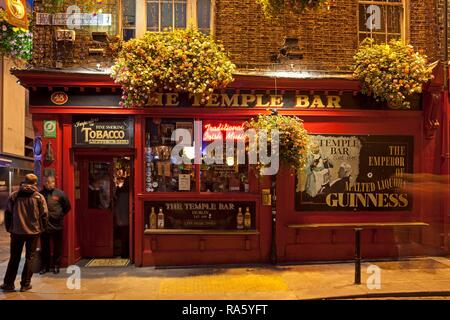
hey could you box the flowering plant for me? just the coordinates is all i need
[245,113,309,173]
[352,38,433,109]
[0,9,32,62]
[257,0,331,17]
[111,28,235,108]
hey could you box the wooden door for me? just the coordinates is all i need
[79,157,114,257]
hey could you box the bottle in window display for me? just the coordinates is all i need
[150,207,157,229]
[236,207,244,230]
[157,208,165,229]
[244,207,251,229]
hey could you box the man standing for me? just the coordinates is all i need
[39,175,71,275]
[0,174,48,292]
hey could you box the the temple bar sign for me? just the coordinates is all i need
[147,92,343,109]
[72,116,134,147]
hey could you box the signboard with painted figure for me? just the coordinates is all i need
[72,116,134,147]
[295,135,414,212]
[3,0,28,30]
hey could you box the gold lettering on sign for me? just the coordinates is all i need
[241,94,256,107]
[270,95,283,107]
[206,94,221,107]
[256,94,270,107]
[166,93,179,107]
[311,95,325,108]
[295,95,310,108]
[221,94,240,107]
[326,95,342,108]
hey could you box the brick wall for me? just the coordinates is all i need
[215,0,446,70]
[31,0,445,71]
[32,0,118,68]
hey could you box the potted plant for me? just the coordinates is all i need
[0,9,32,63]
[245,112,310,175]
[111,28,236,108]
[352,38,434,109]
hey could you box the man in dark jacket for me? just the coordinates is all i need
[0,174,48,292]
[39,175,71,275]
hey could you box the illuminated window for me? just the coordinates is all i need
[200,121,250,193]
[358,0,406,43]
[121,0,213,39]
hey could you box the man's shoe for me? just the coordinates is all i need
[39,268,49,275]
[53,267,60,274]
[0,284,15,292]
[19,285,32,292]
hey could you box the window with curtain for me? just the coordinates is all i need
[358,0,405,43]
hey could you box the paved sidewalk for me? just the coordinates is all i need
[1,227,450,300]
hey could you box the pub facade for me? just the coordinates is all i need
[12,0,450,267]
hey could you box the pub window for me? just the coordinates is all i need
[122,0,137,40]
[358,0,406,43]
[75,0,119,36]
[200,121,250,193]
[145,118,196,192]
[121,0,213,39]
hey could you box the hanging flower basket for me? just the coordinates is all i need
[245,113,310,175]
[352,38,434,109]
[0,9,32,63]
[257,0,331,18]
[111,28,236,108]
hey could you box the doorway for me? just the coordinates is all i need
[77,156,132,259]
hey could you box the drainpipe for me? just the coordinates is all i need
[443,0,449,252]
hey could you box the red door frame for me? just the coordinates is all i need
[74,149,136,261]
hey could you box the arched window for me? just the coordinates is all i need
[358,0,407,43]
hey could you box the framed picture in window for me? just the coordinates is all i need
[160,123,175,145]
[176,121,194,144]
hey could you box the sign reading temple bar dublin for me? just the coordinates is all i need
[144,201,256,230]
[72,116,134,147]
[295,135,414,212]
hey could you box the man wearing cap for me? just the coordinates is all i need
[0,174,48,292]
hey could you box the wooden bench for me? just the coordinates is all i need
[286,222,429,285]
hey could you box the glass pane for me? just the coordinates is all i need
[88,162,111,209]
[175,2,187,28]
[358,2,405,41]
[197,0,211,31]
[147,1,159,31]
[387,5,401,34]
[200,121,249,193]
[145,118,195,192]
[122,0,136,27]
[161,1,173,30]
[123,28,135,41]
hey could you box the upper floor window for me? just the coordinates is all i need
[358,0,406,43]
[122,0,213,40]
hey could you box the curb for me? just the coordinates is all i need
[317,291,450,300]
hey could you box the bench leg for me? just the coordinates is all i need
[354,228,362,285]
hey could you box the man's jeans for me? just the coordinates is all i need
[3,234,39,287]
